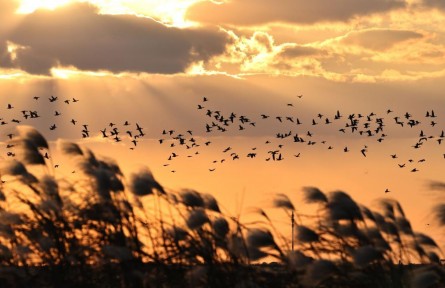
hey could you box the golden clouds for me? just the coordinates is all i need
[192,24,445,83]
[18,0,75,13]
[198,31,322,76]
[0,3,230,75]
[0,0,19,19]
[181,0,445,82]
[186,0,406,25]
[339,29,423,51]
[16,0,201,27]
[1,0,445,82]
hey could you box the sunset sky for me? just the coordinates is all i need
[1,0,444,245]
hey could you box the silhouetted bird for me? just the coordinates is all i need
[136,123,145,136]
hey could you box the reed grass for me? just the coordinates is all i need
[0,126,442,287]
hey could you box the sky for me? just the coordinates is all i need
[0,0,445,245]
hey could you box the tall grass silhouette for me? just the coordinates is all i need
[0,126,443,287]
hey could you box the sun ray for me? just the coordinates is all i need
[16,0,201,27]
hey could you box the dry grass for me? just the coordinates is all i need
[0,126,443,287]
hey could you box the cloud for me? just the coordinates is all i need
[1,3,230,75]
[278,45,324,59]
[198,31,329,77]
[0,43,13,68]
[186,0,406,25]
[196,28,445,82]
[0,0,21,70]
[0,0,19,19]
[340,29,424,51]
[0,0,22,35]
[423,0,445,10]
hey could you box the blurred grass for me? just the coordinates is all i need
[0,126,443,287]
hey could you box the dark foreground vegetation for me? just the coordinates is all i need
[0,126,443,287]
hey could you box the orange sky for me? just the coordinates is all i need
[0,0,444,247]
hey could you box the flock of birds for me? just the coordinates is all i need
[0,95,147,173]
[1,94,444,193]
[155,96,444,186]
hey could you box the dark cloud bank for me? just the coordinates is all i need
[0,2,230,75]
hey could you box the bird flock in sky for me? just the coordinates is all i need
[1,94,444,186]
[156,96,444,179]
[1,95,147,170]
